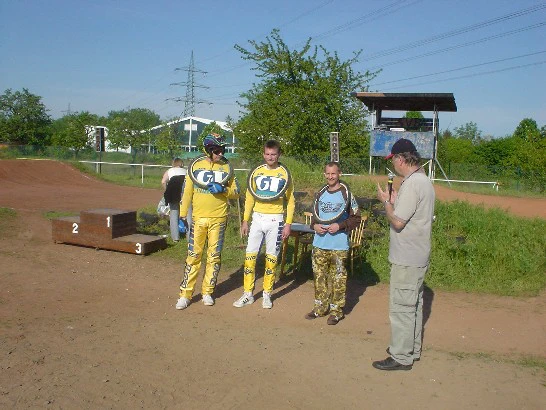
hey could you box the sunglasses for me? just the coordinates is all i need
[212,148,225,155]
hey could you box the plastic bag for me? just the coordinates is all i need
[157,197,170,216]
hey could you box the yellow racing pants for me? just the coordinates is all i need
[179,216,227,299]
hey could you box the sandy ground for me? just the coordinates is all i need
[0,159,545,409]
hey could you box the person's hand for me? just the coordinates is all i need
[314,224,327,235]
[281,224,291,240]
[241,221,249,237]
[207,182,225,194]
[327,223,340,234]
[377,182,389,203]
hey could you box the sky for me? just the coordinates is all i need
[1,0,545,137]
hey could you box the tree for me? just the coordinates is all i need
[437,137,474,164]
[0,88,52,145]
[106,108,160,161]
[154,122,181,157]
[513,118,541,143]
[50,111,99,157]
[404,111,423,119]
[510,118,546,191]
[453,121,482,144]
[233,29,377,160]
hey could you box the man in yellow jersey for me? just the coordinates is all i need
[175,134,239,310]
[233,140,295,309]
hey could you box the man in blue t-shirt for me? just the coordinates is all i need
[304,162,361,325]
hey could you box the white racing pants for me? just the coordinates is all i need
[243,212,284,293]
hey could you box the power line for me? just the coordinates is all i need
[312,0,421,42]
[168,50,211,116]
[362,3,546,61]
[369,50,546,86]
[196,0,337,66]
[366,21,546,71]
[376,60,546,91]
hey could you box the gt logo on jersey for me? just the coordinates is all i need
[193,170,228,185]
[255,176,285,196]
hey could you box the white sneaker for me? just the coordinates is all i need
[176,297,190,310]
[262,291,273,309]
[202,294,215,306]
[233,292,254,308]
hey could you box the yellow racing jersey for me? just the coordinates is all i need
[180,156,239,219]
[243,164,295,224]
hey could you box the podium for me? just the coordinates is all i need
[52,209,167,255]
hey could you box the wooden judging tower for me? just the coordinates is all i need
[52,208,167,255]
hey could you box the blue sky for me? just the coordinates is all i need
[1,0,545,137]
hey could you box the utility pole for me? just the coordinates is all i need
[61,103,72,116]
[169,50,211,117]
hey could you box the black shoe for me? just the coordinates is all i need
[305,311,320,320]
[372,357,412,371]
[327,315,343,325]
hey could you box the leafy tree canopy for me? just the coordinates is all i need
[404,111,424,119]
[154,121,181,158]
[0,88,52,145]
[453,121,482,144]
[106,108,160,160]
[50,111,99,156]
[513,118,541,143]
[233,29,378,160]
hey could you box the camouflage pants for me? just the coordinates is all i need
[310,247,348,318]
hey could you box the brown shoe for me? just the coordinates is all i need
[327,315,343,325]
[305,311,319,320]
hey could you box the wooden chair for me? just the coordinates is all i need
[348,216,368,275]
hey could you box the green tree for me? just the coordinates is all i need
[513,118,541,143]
[510,118,546,191]
[233,29,377,161]
[453,121,482,144]
[0,88,52,145]
[472,137,515,168]
[106,108,160,161]
[437,137,474,164]
[50,111,99,157]
[404,111,423,118]
[154,122,181,157]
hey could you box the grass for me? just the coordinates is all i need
[448,350,546,371]
[0,208,17,235]
[364,200,546,296]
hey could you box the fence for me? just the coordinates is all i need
[2,145,543,194]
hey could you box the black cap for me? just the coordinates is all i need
[385,138,417,159]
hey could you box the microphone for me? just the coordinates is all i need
[388,172,395,202]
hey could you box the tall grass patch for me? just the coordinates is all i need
[364,200,546,296]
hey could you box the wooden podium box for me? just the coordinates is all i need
[52,208,167,255]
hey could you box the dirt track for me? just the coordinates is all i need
[0,159,545,409]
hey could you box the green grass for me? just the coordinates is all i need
[448,350,546,371]
[0,207,17,229]
[364,200,546,296]
[43,210,78,219]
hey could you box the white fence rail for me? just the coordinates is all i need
[79,160,251,184]
[431,178,499,191]
[79,161,171,184]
